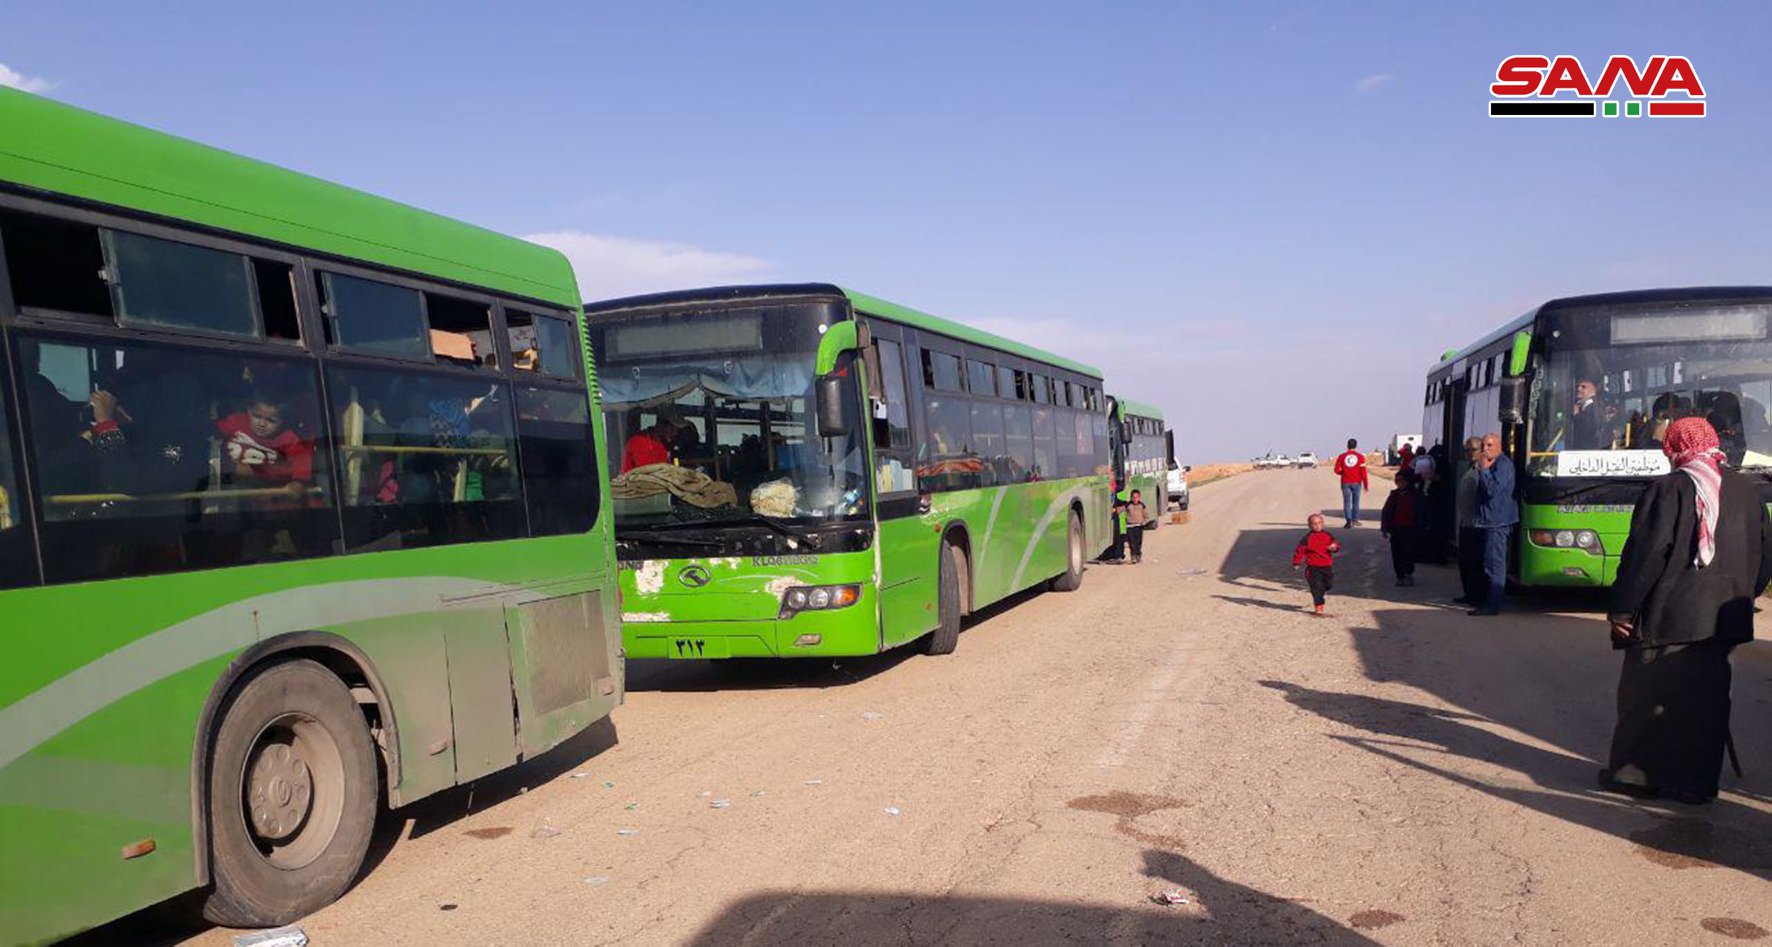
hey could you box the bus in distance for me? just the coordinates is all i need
[1110,397,1172,528]
[1422,287,1772,588]
[0,88,622,942]
[586,284,1114,659]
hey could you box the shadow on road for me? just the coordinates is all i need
[683,850,1384,944]
[1262,600,1772,879]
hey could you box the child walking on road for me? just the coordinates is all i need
[1124,489,1149,563]
[1380,469,1423,586]
[1292,513,1341,616]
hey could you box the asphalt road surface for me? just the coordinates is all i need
[99,468,1772,946]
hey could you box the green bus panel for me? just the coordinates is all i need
[1516,504,1631,587]
[0,535,620,944]
[618,477,1111,658]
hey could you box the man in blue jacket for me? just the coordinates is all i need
[1471,432,1518,616]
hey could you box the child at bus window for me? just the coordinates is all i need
[216,390,313,498]
[1292,513,1340,616]
[1380,469,1423,587]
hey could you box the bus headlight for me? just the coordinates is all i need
[780,584,861,618]
[1529,529,1604,556]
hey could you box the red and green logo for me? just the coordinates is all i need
[1490,55,1705,118]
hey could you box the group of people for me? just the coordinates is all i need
[1564,376,1761,462]
[1301,418,1769,806]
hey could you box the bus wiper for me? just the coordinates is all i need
[615,530,724,548]
[723,512,822,547]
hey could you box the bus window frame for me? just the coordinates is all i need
[0,192,312,352]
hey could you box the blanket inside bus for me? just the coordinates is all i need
[610,463,738,509]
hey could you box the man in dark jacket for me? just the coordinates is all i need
[1601,417,1772,803]
[1469,432,1517,616]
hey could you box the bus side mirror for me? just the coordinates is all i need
[1499,376,1527,424]
[816,374,849,437]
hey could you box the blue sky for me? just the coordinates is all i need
[4,1,1768,460]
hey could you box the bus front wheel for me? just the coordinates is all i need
[1050,510,1085,592]
[922,543,964,655]
[201,659,379,928]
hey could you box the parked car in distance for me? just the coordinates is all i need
[1274,454,1293,467]
[1167,463,1190,510]
[1295,452,1319,468]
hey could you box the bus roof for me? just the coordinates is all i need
[1433,286,1772,376]
[0,88,579,308]
[583,283,1104,379]
[1113,397,1165,421]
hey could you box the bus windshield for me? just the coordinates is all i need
[590,302,869,529]
[1529,301,1772,476]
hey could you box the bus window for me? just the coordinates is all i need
[509,309,580,379]
[516,385,600,536]
[922,349,962,391]
[970,399,1006,487]
[918,386,976,493]
[321,272,430,359]
[16,335,338,584]
[873,339,914,494]
[1003,402,1034,482]
[0,382,31,588]
[327,364,524,551]
[103,229,257,337]
[0,207,112,317]
[967,359,996,397]
[1032,404,1056,479]
[425,293,495,369]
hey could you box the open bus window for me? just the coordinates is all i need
[320,272,430,359]
[0,208,112,317]
[508,309,580,379]
[1004,402,1035,481]
[103,229,258,336]
[873,339,914,494]
[14,334,338,583]
[425,292,495,369]
[327,364,523,551]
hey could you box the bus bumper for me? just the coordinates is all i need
[624,598,882,658]
[1517,547,1621,587]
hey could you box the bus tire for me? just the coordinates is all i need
[1049,510,1085,592]
[201,659,378,928]
[921,543,963,655]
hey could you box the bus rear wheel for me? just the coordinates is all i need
[921,543,964,655]
[1050,510,1085,592]
[201,659,378,928]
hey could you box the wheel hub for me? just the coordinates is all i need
[248,742,313,841]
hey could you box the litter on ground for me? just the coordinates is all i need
[710,798,732,809]
[584,875,612,886]
[235,926,308,947]
[531,825,561,839]
[862,711,885,720]
[883,807,902,816]
[617,828,639,836]
[1153,890,1192,905]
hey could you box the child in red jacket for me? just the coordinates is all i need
[1380,469,1424,587]
[215,391,314,500]
[1292,513,1341,615]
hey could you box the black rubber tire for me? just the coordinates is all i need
[1148,491,1164,530]
[201,659,379,928]
[1179,495,1190,512]
[1049,510,1085,592]
[921,543,963,655]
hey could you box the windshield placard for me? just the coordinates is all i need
[607,313,763,359]
[1553,450,1670,478]
[1611,307,1769,345]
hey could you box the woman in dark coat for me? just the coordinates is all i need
[1601,417,1772,804]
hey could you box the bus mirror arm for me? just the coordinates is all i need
[1499,376,1528,425]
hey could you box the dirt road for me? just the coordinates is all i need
[111,468,1772,945]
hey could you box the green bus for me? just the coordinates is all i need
[1109,397,1171,529]
[1422,287,1772,587]
[0,89,622,942]
[585,284,1113,659]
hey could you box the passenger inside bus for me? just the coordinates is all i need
[215,389,316,500]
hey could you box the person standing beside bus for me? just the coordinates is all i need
[1453,437,1487,606]
[1333,438,1369,529]
[1469,432,1518,617]
[1601,417,1772,803]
